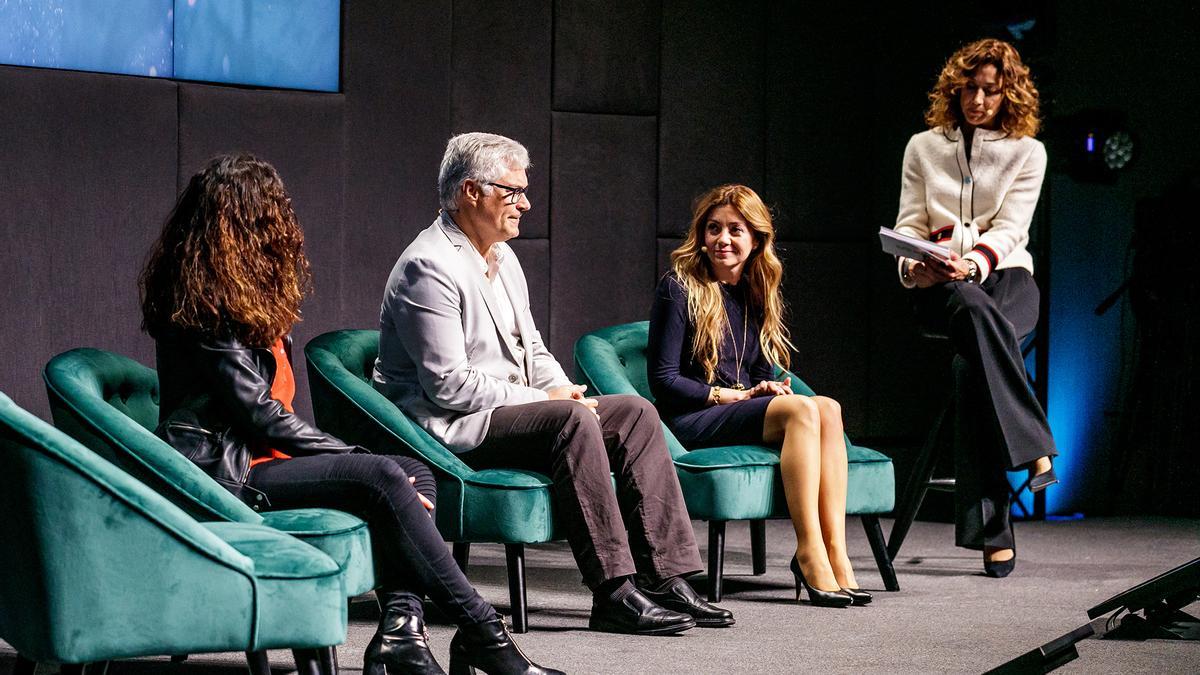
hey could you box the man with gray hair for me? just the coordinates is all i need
[374,132,733,635]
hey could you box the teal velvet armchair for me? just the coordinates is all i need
[42,348,375,599]
[0,392,346,675]
[573,321,899,599]
[304,329,559,633]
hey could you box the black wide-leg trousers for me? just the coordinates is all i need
[912,268,1058,550]
[247,453,495,625]
[460,394,703,590]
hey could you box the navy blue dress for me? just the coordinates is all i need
[648,273,778,448]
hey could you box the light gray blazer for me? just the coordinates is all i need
[372,214,571,452]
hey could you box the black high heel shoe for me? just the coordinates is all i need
[983,549,1016,578]
[789,557,852,608]
[1028,461,1058,493]
[840,587,872,606]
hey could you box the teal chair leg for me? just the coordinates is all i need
[863,515,900,591]
[750,520,767,575]
[707,521,726,602]
[506,544,528,633]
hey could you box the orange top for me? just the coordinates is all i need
[249,338,294,467]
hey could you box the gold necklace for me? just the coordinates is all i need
[722,285,749,390]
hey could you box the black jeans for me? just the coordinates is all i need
[247,453,495,625]
[912,269,1058,550]
[460,395,702,590]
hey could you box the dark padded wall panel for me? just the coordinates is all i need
[342,0,453,330]
[550,112,657,358]
[507,239,552,341]
[178,84,345,418]
[763,7,876,241]
[0,67,177,417]
[553,0,660,114]
[658,0,765,235]
[451,0,552,238]
[779,241,870,435]
[657,237,681,280]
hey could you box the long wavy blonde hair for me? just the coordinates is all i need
[669,184,793,383]
[925,38,1041,138]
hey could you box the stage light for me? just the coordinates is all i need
[1053,109,1134,183]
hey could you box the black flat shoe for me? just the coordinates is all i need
[840,587,873,606]
[790,557,852,608]
[983,552,1016,578]
[642,577,735,627]
[364,612,446,675]
[1029,465,1058,493]
[589,587,697,635]
[448,618,562,675]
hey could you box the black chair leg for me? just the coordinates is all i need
[707,520,726,602]
[505,543,528,634]
[61,664,108,675]
[291,650,320,675]
[750,519,767,575]
[862,515,900,591]
[453,541,471,573]
[245,650,271,675]
[317,647,337,675]
[887,408,946,561]
[14,655,36,675]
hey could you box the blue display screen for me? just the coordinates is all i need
[0,0,339,92]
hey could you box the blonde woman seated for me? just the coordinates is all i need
[647,184,866,608]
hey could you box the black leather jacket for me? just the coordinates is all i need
[155,329,361,506]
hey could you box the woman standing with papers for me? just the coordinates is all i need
[892,38,1058,578]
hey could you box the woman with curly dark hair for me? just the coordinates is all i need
[892,38,1058,578]
[648,184,865,608]
[142,154,560,675]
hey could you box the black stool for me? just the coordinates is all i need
[886,332,1038,561]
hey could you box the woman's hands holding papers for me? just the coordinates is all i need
[908,251,972,287]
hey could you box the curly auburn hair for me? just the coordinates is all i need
[140,154,311,348]
[670,184,794,383]
[925,38,1041,138]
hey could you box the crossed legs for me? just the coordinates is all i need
[763,394,857,592]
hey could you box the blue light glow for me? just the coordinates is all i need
[1086,134,1096,153]
[0,0,173,77]
[174,0,340,92]
[0,0,340,92]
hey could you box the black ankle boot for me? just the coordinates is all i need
[447,618,563,675]
[363,605,445,675]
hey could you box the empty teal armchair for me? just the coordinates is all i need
[43,348,375,598]
[304,329,559,633]
[0,391,346,675]
[573,321,898,599]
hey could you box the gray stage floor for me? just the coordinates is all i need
[3,516,1199,674]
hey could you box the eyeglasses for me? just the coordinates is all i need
[487,182,529,205]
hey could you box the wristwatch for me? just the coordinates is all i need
[965,260,979,284]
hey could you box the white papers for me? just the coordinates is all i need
[878,227,952,262]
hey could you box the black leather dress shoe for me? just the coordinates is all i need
[589,587,696,635]
[642,578,735,627]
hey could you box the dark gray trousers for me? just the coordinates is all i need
[913,269,1058,549]
[460,394,702,589]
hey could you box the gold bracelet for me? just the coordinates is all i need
[711,386,721,405]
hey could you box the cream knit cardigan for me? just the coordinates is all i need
[894,127,1047,287]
